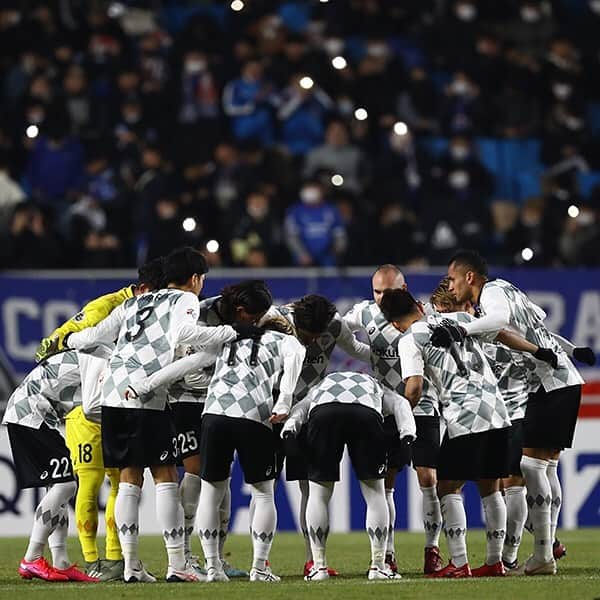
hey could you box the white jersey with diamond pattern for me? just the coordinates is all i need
[344,300,439,417]
[203,330,300,427]
[398,312,510,439]
[101,289,195,410]
[479,279,583,392]
[304,371,385,416]
[2,350,82,430]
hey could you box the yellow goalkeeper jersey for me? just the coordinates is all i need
[48,285,135,343]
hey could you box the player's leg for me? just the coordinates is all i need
[64,407,105,567]
[103,467,124,579]
[248,480,278,581]
[474,477,507,575]
[305,481,334,580]
[547,451,567,560]
[347,404,399,580]
[197,414,236,582]
[384,469,397,566]
[502,418,527,570]
[413,415,443,574]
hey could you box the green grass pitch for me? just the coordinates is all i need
[1,529,598,599]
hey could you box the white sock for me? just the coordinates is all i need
[360,479,389,570]
[156,482,186,571]
[218,480,231,561]
[547,459,561,542]
[305,481,333,569]
[440,493,468,568]
[180,472,201,559]
[25,482,77,562]
[48,504,70,568]
[421,485,442,548]
[250,480,277,571]
[520,456,552,562]
[197,480,227,570]
[503,486,527,564]
[115,482,141,572]
[481,491,506,565]
[298,480,312,562]
[385,488,396,555]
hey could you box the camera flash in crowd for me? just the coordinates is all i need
[331,174,344,187]
[332,56,347,70]
[26,125,39,139]
[230,0,244,11]
[568,205,580,218]
[182,217,197,232]
[206,239,220,253]
[299,76,314,90]
[108,2,125,18]
[521,247,534,262]
[393,121,408,136]
[354,107,368,121]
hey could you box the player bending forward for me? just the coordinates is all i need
[282,371,415,581]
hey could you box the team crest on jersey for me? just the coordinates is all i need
[72,311,85,322]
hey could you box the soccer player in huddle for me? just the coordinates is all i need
[167,280,274,576]
[282,371,416,581]
[63,247,260,583]
[344,265,444,574]
[445,251,593,575]
[262,294,371,576]
[36,258,164,581]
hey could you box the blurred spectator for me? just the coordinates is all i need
[440,71,484,135]
[145,194,188,260]
[396,68,440,135]
[502,1,556,59]
[284,181,347,266]
[1,203,60,268]
[304,120,366,193]
[559,203,600,265]
[230,191,283,266]
[25,111,85,207]
[223,60,276,145]
[492,82,542,138]
[0,151,25,232]
[335,194,372,266]
[375,203,424,265]
[277,74,333,156]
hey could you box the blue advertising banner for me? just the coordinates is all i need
[0,267,599,534]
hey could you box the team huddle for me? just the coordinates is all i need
[2,247,596,583]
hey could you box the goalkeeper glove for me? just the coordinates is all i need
[34,336,61,362]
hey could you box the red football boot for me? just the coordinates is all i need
[18,557,69,582]
[53,564,99,582]
[424,546,443,574]
[471,561,507,577]
[426,561,472,578]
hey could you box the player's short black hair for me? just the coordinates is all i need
[137,256,165,290]
[448,250,488,277]
[292,294,337,334]
[163,246,208,285]
[379,289,419,322]
[219,280,273,322]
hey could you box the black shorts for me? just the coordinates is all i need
[171,402,203,460]
[305,403,387,482]
[384,415,412,470]
[200,415,277,484]
[523,385,581,450]
[437,427,510,482]
[101,405,178,468]
[412,415,441,469]
[6,423,75,489]
[507,418,524,476]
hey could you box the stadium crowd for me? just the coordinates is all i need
[1,0,600,269]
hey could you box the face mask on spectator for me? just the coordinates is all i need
[451,79,470,96]
[591,0,600,14]
[448,170,470,189]
[564,114,584,131]
[185,59,207,74]
[300,187,322,205]
[552,83,573,100]
[520,6,541,22]
[367,43,389,58]
[577,210,595,226]
[323,38,344,56]
[337,98,354,116]
[450,144,470,161]
[455,3,477,21]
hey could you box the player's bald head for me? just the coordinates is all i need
[372,264,407,306]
